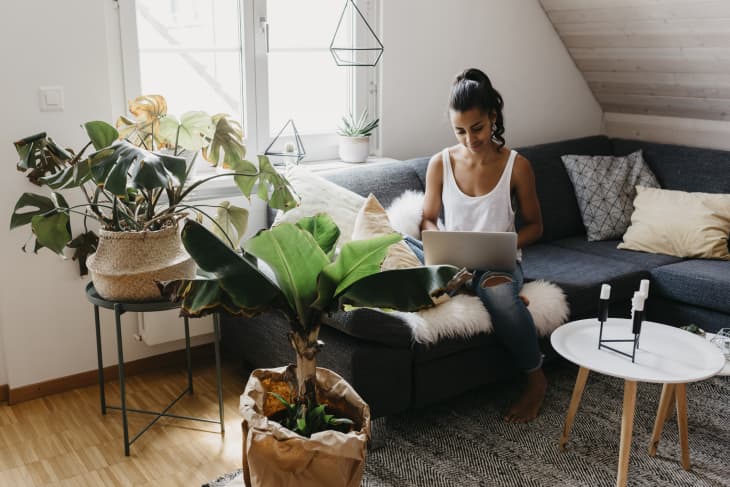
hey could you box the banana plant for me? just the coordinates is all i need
[161,215,459,426]
[10,94,298,275]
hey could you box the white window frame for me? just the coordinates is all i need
[116,0,380,162]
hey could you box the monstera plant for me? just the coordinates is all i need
[162,215,459,486]
[10,95,297,300]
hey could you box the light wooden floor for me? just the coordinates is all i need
[0,361,247,486]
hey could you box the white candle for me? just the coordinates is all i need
[632,291,645,311]
[600,284,611,300]
[639,279,650,298]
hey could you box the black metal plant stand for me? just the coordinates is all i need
[86,282,225,456]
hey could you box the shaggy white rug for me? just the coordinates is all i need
[385,191,569,345]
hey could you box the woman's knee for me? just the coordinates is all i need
[476,271,517,304]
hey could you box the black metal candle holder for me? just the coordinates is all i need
[597,302,643,363]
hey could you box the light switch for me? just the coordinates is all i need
[39,86,64,112]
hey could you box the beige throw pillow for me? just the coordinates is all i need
[272,166,364,246]
[352,194,422,270]
[618,186,730,260]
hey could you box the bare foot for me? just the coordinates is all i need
[504,368,547,423]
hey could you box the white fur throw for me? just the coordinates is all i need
[384,190,570,344]
[391,280,569,344]
[386,190,425,239]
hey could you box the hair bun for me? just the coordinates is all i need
[457,68,491,87]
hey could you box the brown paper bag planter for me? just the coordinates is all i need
[86,224,196,302]
[240,366,371,487]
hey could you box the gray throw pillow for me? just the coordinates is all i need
[561,150,660,241]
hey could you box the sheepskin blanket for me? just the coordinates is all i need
[385,191,570,345]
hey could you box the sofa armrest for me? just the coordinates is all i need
[322,308,414,348]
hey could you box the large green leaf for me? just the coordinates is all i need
[30,192,72,256]
[228,158,259,197]
[158,111,214,152]
[338,265,460,311]
[39,157,92,189]
[14,133,72,185]
[10,193,55,229]
[180,220,285,315]
[67,230,98,275]
[312,233,401,311]
[295,214,340,256]
[161,276,246,317]
[84,121,119,150]
[201,114,246,168]
[255,155,299,211]
[244,222,329,327]
[212,201,249,247]
[89,140,186,194]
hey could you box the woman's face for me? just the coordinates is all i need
[450,108,495,154]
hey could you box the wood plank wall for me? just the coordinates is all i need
[539,0,730,148]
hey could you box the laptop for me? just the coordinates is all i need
[422,230,517,272]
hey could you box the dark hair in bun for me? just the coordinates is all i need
[449,68,505,148]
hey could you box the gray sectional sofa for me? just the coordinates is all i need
[221,135,730,418]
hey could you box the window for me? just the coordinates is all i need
[118,0,379,162]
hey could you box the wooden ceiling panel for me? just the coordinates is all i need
[539,0,730,122]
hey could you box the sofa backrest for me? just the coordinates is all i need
[612,138,730,194]
[322,159,426,206]
[266,160,425,226]
[516,135,612,242]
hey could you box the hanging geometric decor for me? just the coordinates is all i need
[264,119,306,166]
[329,0,383,67]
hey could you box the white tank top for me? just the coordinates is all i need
[441,148,522,259]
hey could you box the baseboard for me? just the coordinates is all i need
[8,343,215,405]
[0,384,8,402]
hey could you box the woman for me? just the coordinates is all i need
[409,68,545,423]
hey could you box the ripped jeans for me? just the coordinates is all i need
[404,235,542,372]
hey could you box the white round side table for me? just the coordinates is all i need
[551,318,725,487]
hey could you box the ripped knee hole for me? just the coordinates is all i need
[480,275,513,288]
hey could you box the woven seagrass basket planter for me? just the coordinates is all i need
[86,224,196,302]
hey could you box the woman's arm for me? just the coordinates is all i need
[512,155,543,248]
[421,153,444,232]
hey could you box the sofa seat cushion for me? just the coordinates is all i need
[412,333,497,363]
[551,236,682,268]
[650,260,730,314]
[322,308,414,348]
[521,244,648,317]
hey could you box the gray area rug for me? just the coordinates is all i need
[204,363,729,487]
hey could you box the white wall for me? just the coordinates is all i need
[379,0,603,160]
[0,0,218,392]
[0,303,6,386]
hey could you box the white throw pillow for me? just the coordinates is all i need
[352,194,422,270]
[618,186,730,260]
[273,166,364,246]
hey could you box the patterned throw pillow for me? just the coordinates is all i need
[561,150,660,241]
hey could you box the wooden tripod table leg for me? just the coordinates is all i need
[675,383,691,471]
[560,366,590,451]
[617,380,637,487]
[649,383,676,456]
